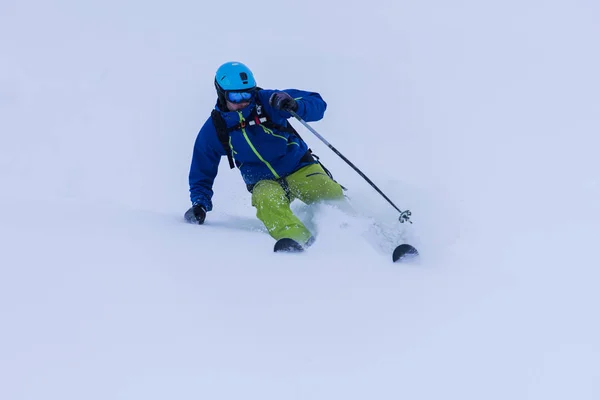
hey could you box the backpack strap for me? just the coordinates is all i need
[220,102,298,136]
[210,93,330,177]
[210,94,299,170]
[211,109,235,169]
[255,102,298,135]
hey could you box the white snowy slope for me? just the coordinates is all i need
[1,0,599,399]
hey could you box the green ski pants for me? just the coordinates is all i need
[251,162,345,244]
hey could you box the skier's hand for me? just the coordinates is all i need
[269,92,298,112]
[184,204,206,224]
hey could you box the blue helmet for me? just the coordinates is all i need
[215,61,256,91]
[214,61,257,107]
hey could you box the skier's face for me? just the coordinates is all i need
[226,100,250,111]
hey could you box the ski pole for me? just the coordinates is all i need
[289,110,413,223]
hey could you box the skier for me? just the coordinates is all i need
[185,61,345,252]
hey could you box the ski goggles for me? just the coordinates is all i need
[226,90,254,103]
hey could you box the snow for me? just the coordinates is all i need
[1,0,599,399]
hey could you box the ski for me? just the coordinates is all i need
[273,238,305,253]
[392,244,419,263]
[273,237,419,263]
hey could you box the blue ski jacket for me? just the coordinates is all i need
[188,89,327,211]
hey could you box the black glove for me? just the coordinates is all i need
[269,92,298,112]
[184,204,206,224]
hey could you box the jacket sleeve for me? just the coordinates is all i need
[188,118,226,211]
[258,89,327,122]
